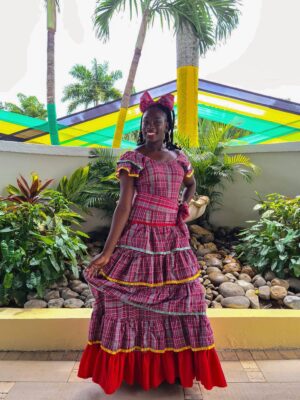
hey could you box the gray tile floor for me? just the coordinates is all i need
[0,352,300,399]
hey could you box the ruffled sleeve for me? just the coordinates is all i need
[177,150,194,178]
[115,150,144,180]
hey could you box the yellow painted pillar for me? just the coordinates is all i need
[177,66,199,148]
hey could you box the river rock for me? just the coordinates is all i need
[238,273,252,283]
[71,283,89,294]
[85,299,95,308]
[283,296,300,309]
[44,290,60,302]
[205,257,223,268]
[287,278,300,293]
[241,265,256,278]
[271,278,289,290]
[237,280,254,292]
[245,289,260,309]
[270,285,288,300]
[206,266,222,274]
[258,285,271,300]
[211,301,223,308]
[197,242,218,256]
[219,282,245,297]
[189,225,214,242]
[64,298,84,308]
[215,294,224,302]
[223,256,237,264]
[61,288,79,300]
[208,272,229,286]
[24,300,47,308]
[81,288,92,298]
[48,298,64,308]
[222,263,241,274]
[224,273,237,281]
[221,296,250,309]
[253,277,267,288]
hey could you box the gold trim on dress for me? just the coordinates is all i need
[99,269,202,287]
[87,341,216,354]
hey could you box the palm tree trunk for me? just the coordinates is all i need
[112,10,149,148]
[47,0,59,145]
[176,21,199,148]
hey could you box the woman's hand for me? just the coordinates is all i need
[85,251,111,279]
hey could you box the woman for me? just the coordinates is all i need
[77,91,227,394]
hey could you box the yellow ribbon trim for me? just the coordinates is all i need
[87,341,215,354]
[185,169,194,178]
[99,269,202,287]
[116,166,139,179]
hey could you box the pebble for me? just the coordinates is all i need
[44,290,60,302]
[241,265,256,278]
[61,288,79,300]
[221,296,250,309]
[287,278,300,293]
[264,271,276,281]
[238,273,252,283]
[208,272,229,286]
[236,280,254,292]
[218,282,245,297]
[245,289,260,309]
[24,300,47,308]
[283,296,300,309]
[189,225,214,242]
[270,285,288,300]
[48,298,64,308]
[271,278,289,290]
[64,298,84,308]
[253,277,267,288]
[258,285,271,300]
[222,262,241,274]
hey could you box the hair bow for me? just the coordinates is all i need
[139,91,174,113]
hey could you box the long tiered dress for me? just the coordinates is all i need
[77,149,227,394]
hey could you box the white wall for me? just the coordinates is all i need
[210,143,300,228]
[0,141,299,230]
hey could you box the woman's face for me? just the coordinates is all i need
[141,107,168,143]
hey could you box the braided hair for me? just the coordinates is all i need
[137,103,181,151]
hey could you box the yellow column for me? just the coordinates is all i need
[177,66,199,148]
[112,108,127,148]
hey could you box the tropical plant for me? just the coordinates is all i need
[3,93,47,119]
[235,193,300,279]
[0,173,88,306]
[57,148,120,214]
[46,0,60,144]
[93,0,226,148]
[62,59,123,113]
[176,120,259,218]
[176,1,241,147]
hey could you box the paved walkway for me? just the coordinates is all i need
[0,350,300,399]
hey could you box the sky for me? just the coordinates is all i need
[0,0,300,117]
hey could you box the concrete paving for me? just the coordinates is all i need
[0,351,299,399]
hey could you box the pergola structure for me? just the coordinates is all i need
[1,79,300,148]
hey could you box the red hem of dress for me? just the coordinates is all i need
[77,343,227,395]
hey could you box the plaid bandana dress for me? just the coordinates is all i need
[77,149,227,394]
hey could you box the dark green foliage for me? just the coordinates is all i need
[235,193,300,279]
[0,174,89,306]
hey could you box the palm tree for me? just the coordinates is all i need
[46,0,60,145]
[93,0,214,149]
[176,1,240,148]
[3,93,47,119]
[62,59,123,114]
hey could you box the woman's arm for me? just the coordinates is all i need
[180,174,196,204]
[86,170,135,276]
[101,170,135,256]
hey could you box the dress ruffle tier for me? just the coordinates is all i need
[77,150,227,394]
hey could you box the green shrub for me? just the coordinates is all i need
[0,174,89,306]
[235,193,300,279]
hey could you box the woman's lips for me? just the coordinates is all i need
[146,132,156,136]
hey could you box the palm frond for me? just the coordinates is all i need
[93,0,140,41]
